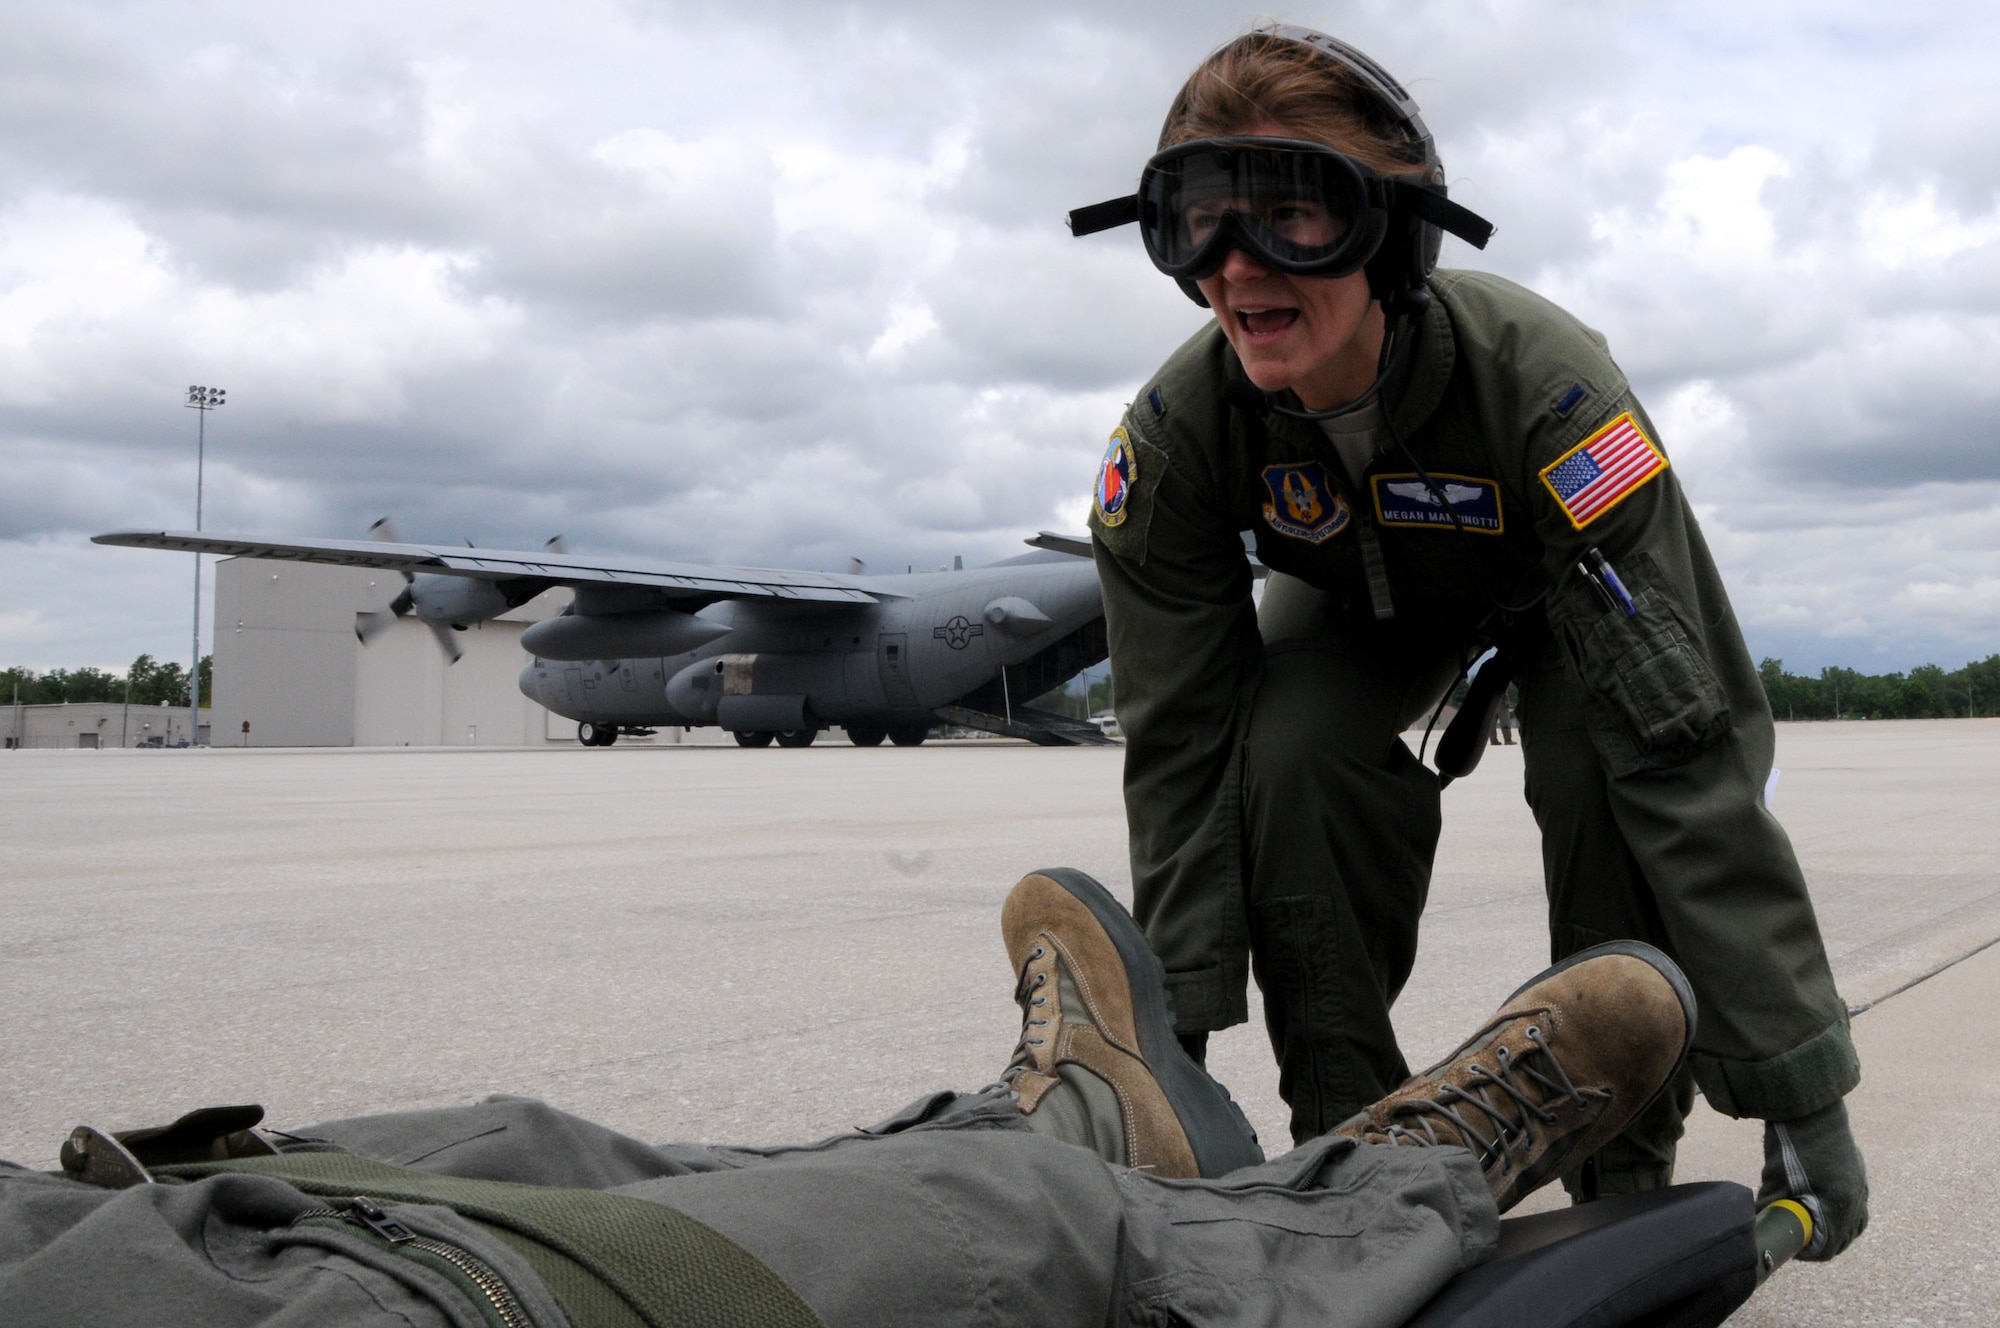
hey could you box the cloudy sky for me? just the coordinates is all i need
[3,0,1996,675]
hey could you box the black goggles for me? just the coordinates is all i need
[1070,137,1493,280]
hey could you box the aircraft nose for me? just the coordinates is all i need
[518,662,542,702]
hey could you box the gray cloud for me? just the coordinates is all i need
[3,0,1999,674]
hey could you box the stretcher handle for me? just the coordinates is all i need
[1753,1200,1811,1284]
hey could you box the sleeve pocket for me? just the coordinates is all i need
[1556,554,1730,775]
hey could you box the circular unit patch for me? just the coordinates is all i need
[1096,428,1136,527]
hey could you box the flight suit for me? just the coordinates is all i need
[1,1094,1494,1328]
[1090,270,1858,1175]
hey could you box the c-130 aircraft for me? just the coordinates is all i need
[94,528,1111,748]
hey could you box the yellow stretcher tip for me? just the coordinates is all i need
[1766,1198,1813,1248]
[1754,1199,1814,1283]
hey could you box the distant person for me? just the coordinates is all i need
[1076,24,1864,1254]
[7,870,1695,1328]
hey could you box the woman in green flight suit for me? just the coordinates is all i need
[1073,24,1867,1258]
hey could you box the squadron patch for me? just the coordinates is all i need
[1095,428,1136,527]
[1539,412,1668,531]
[1371,473,1504,535]
[1261,462,1351,544]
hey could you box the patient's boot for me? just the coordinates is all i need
[1335,941,1696,1212]
[1000,868,1263,1179]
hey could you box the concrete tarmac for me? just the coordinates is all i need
[4,719,1997,1323]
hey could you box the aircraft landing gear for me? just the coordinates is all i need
[733,731,776,748]
[577,722,617,747]
[774,728,819,748]
[846,725,886,747]
[888,724,930,747]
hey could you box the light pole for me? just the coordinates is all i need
[185,385,225,746]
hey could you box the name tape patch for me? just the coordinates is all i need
[1539,412,1667,531]
[1095,428,1136,527]
[1261,461,1351,544]
[1371,473,1504,535]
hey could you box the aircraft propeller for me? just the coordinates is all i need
[353,517,463,664]
[352,521,573,666]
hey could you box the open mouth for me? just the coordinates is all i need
[1234,306,1299,337]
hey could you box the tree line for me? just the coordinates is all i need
[1052,659,1998,725]
[3,655,214,708]
[1757,655,1999,720]
[5,653,1991,722]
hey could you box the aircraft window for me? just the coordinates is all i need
[887,645,900,659]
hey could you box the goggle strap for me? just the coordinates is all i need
[1068,195,1140,236]
[1394,183,1496,250]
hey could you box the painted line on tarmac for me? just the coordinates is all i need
[1847,932,2000,1017]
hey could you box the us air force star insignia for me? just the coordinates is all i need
[1371,473,1504,534]
[1261,462,1350,544]
[933,616,984,650]
[1095,427,1136,527]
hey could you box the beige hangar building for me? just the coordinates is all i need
[209,556,602,748]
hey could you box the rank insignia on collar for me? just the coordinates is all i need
[1095,428,1136,527]
[1261,462,1350,544]
[1539,411,1668,531]
[1372,473,1504,534]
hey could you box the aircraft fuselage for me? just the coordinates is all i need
[519,556,1104,735]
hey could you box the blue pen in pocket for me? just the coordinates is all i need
[1585,547,1638,616]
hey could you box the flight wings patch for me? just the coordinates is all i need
[1095,428,1136,528]
[1539,412,1668,530]
[1371,473,1503,534]
[1261,462,1351,544]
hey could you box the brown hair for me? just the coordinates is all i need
[1158,30,1427,176]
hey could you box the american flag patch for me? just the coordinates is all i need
[1538,412,1668,530]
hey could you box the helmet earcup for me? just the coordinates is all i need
[1364,214,1431,316]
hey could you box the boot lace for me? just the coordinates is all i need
[1379,1026,1589,1168]
[994,945,1051,1089]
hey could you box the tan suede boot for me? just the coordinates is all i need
[1334,941,1696,1212]
[1000,868,1263,1179]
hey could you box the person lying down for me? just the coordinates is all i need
[2,869,1696,1328]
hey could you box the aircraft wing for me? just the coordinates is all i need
[92,529,882,604]
[1026,531,1093,559]
[1029,529,1267,579]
